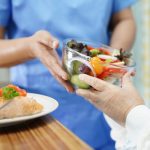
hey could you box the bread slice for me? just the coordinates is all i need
[0,96,43,119]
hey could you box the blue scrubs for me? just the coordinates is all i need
[0,0,136,149]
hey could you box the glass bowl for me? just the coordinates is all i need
[62,39,135,89]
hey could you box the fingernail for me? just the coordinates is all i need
[52,41,57,49]
[79,74,84,80]
[62,74,68,80]
[40,40,48,45]
[76,90,79,94]
[76,89,81,95]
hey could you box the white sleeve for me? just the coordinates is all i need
[126,105,150,150]
[104,115,136,150]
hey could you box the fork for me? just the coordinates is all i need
[0,100,13,110]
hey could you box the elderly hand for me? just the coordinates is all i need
[28,30,73,92]
[76,72,144,125]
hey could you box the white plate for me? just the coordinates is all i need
[0,93,59,127]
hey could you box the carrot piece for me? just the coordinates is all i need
[90,57,104,75]
[0,89,3,97]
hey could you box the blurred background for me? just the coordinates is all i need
[132,0,150,105]
[0,0,150,104]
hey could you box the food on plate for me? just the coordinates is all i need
[0,84,43,119]
[63,39,135,89]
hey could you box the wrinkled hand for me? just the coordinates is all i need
[28,30,73,92]
[76,72,144,125]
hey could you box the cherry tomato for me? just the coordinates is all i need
[90,57,104,75]
[7,84,20,91]
[19,89,27,96]
[98,70,110,79]
[7,84,27,97]
[98,67,127,79]
[0,88,3,97]
[107,68,127,74]
[98,48,111,55]
[86,45,94,51]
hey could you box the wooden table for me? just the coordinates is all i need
[0,115,92,150]
[0,83,92,150]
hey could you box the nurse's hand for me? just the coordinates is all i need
[76,73,144,126]
[29,30,73,92]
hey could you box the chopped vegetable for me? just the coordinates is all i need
[68,57,96,77]
[90,57,104,75]
[112,49,120,56]
[67,40,77,49]
[19,89,27,96]
[80,48,90,56]
[0,89,3,97]
[67,40,85,52]
[65,39,134,88]
[86,45,94,51]
[98,54,117,61]
[105,59,114,64]
[0,84,27,100]
[106,67,127,74]
[98,70,110,79]
[79,64,91,74]
[89,49,101,57]
[98,48,111,55]
[7,84,27,97]
[72,61,82,74]
[110,61,125,66]
[1,87,19,100]
[116,48,132,65]
[71,75,90,89]
[98,67,127,79]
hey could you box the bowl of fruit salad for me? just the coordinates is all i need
[62,39,135,89]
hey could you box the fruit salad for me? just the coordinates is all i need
[62,39,135,89]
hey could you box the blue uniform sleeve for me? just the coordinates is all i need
[0,0,11,27]
[113,0,137,14]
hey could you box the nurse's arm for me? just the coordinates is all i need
[109,7,136,51]
[0,28,73,92]
[0,27,35,66]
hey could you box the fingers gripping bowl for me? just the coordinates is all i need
[62,39,135,89]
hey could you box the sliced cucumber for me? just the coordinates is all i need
[71,75,90,89]
[72,61,82,74]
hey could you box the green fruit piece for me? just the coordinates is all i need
[90,49,100,57]
[112,49,120,56]
[71,75,90,89]
[67,40,77,49]
[72,61,82,74]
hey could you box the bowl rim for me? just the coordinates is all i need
[63,38,136,68]
[63,38,116,51]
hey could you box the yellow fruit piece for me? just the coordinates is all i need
[90,57,104,75]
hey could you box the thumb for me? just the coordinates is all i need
[39,37,59,49]
[52,39,59,49]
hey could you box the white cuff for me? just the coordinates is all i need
[125,105,150,143]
